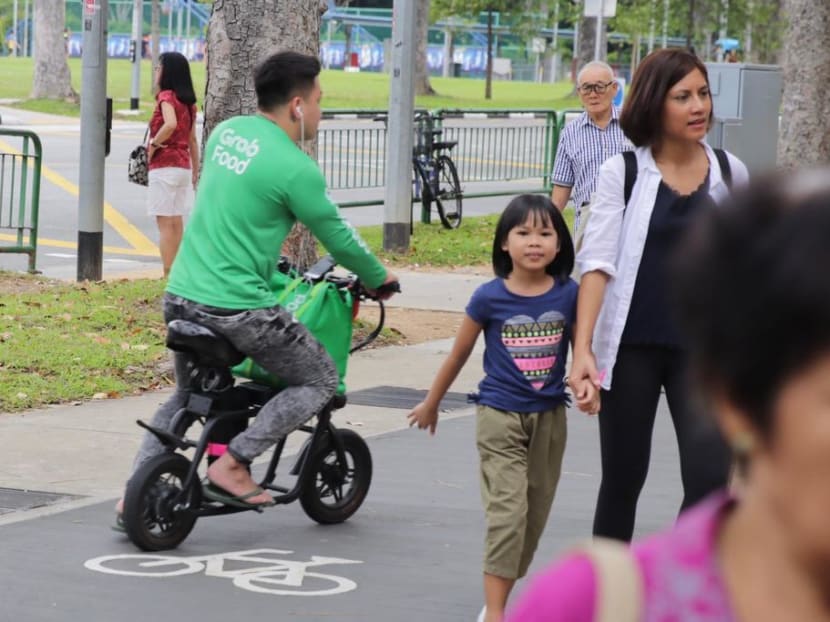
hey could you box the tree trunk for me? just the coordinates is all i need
[777,0,830,167]
[414,0,436,95]
[485,8,493,100]
[442,28,455,78]
[568,11,597,95]
[151,0,161,68]
[687,0,696,50]
[113,2,131,23]
[31,0,78,102]
[205,0,325,270]
[343,23,353,64]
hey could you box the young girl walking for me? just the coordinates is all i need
[408,194,597,622]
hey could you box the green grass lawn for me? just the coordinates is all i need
[0,209,574,412]
[0,57,580,119]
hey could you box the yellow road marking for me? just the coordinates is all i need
[0,138,159,255]
[0,233,158,256]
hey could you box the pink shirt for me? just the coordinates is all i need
[506,493,736,621]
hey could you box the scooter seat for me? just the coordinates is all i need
[166,319,245,367]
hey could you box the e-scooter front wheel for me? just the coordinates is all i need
[123,453,201,551]
[299,429,372,525]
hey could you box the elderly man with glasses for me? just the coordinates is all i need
[551,61,633,232]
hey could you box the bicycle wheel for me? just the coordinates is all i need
[433,155,463,229]
[123,453,201,551]
[299,429,372,525]
[234,570,358,596]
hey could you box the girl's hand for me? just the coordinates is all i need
[407,401,439,435]
[574,378,601,415]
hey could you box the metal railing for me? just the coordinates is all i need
[433,109,559,199]
[0,129,42,273]
[316,109,562,210]
[317,110,389,197]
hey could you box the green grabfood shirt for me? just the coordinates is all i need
[167,115,386,309]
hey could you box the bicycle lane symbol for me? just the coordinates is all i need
[84,548,364,596]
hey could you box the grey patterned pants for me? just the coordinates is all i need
[131,293,337,473]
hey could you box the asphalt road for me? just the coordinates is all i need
[0,114,547,280]
[0,408,683,622]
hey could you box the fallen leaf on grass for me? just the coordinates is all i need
[84,333,111,345]
[92,392,108,400]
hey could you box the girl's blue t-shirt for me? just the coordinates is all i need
[466,277,578,413]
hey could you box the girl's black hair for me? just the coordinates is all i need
[671,169,830,437]
[491,194,575,280]
[158,51,197,106]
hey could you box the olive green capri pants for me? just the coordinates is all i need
[476,403,567,580]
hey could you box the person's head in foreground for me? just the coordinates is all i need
[672,167,830,562]
[506,168,830,620]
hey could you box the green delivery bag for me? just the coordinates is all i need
[231,270,354,395]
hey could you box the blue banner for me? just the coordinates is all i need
[65,34,485,74]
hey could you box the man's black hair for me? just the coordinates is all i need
[254,51,321,111]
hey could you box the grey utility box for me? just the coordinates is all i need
[705,62,783,174]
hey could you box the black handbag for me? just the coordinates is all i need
[127,127,149,186]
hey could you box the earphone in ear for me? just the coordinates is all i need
[295,105,304,118]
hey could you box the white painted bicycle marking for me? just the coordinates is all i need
[84,548,363,596]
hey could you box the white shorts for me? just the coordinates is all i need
[147,167,193,217]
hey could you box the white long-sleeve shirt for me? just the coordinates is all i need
[576,142,749,390]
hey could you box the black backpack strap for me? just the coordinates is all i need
[714,148,732,191]
[622,151,637,207]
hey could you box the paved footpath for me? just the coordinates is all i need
[0,267,685,621]
[0,411,683,622]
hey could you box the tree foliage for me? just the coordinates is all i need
[607,0,784,63]
[432,0,547,97]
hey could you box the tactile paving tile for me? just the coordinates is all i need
[0,487,80,515]
[345,386,471,411]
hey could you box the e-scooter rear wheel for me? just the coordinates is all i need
[123,453,200,551]
[299,429,372,524]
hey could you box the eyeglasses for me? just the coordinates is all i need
[577,81,615,95]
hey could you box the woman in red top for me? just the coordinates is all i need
[147,51,200,276]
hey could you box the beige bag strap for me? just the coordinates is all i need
[580,538,644,622]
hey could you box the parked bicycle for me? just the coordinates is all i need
[412,111,463,229]
[374,111,463,229]
[120,256,399,551]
